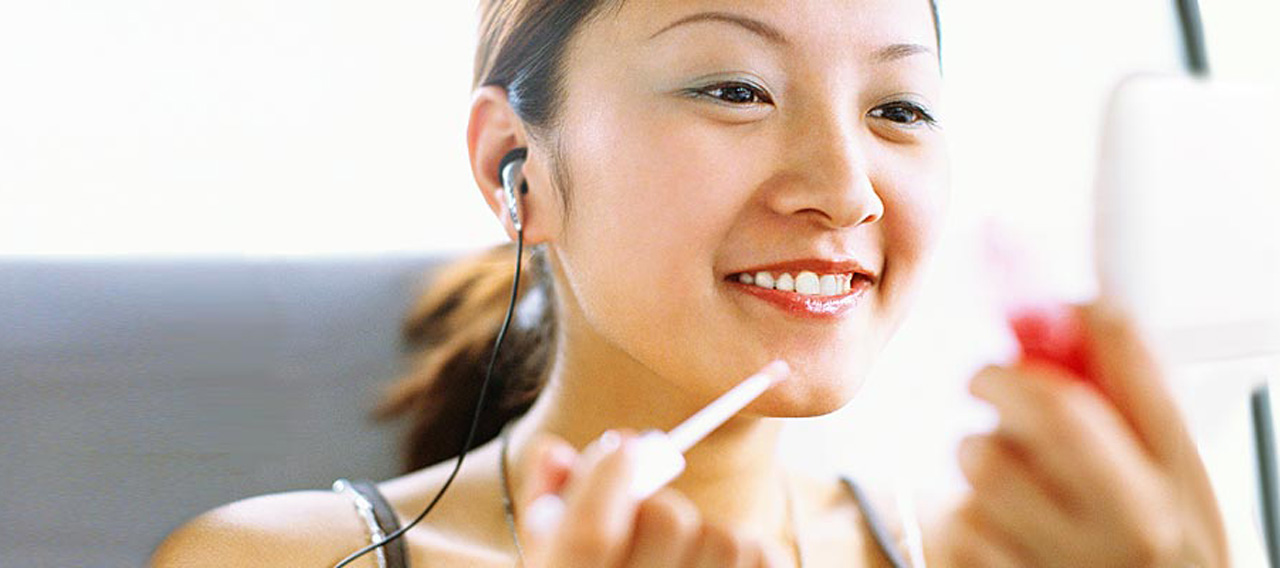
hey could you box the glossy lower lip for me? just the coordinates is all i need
[725,276,873,320]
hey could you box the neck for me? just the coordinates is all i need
[505,315,794,541]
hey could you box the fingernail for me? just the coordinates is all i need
[523,494,565,538]
[617,435,640,464]
[544,444,576,470]
[597,429,622,454]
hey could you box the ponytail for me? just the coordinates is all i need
[373,0,615,473]
[374,243,555,472]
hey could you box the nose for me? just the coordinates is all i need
[768,108,884,230]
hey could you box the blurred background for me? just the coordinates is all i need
[1,0,1277,565]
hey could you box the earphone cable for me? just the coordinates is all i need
[1175,0,1209,75]
[334,227,526,568]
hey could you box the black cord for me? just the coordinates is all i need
[334,229,526,567]
[1252,382,1279,568]
[1175,0,1210,75]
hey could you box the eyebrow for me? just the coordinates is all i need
[647,11,935,64]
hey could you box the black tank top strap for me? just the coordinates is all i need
[346,479,410,568]
[840,474,909,568]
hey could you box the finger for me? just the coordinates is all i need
[943,502,1027,568]
[970,363,1107,500]
[956,433,1078,564]
[623,488,702,568]
[971,363,1162,507]
[545,430,643,567]
[520,493,567,566]
[688,523,762,568]
[1078,300,1188,467]
[972,366,1198,565]
[515,434,578,562]
[517,434,578,506]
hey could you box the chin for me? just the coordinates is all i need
[750,366,870,418]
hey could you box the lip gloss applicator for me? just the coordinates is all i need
[626,359,792,500]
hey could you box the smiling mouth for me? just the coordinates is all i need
[724,270,874,319]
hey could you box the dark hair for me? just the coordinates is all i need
[375,0,942,473]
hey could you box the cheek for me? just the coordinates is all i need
[878,149,950,316]
[556,95,742,360]
[585,107,741,248]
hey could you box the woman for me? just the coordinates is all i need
[151,0,1230,566]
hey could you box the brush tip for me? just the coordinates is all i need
[760,359,791,385]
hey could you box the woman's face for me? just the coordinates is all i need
[544,0,949,416]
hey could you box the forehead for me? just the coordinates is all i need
[594,0,937,62]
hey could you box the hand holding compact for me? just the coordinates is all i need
[945,301,1229,567]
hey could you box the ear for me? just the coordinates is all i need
[467,85,559,245]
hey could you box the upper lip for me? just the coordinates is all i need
[728,258,879,285]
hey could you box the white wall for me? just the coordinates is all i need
[0,1,497,256]
[0,1,1275,257]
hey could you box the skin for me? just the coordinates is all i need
[150,1,1228,566]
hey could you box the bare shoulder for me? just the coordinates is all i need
[149,488,376,567]
[150,440,517,567]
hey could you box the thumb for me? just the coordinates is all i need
[1078,299,1187,467]
[1082,300,1231,567]
[515,434,577,561]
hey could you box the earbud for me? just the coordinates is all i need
[498,147,529,232]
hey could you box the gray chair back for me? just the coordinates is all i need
[0,254,453,565]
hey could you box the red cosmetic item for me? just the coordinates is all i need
[983,222,1097,385]
[1008,303,1096,384]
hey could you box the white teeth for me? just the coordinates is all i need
[795,271,820,295]
[819,274,839,296]
[776,273,795,292]
[737,270,858,297]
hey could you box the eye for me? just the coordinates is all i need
[869,101,939,129]
[689,81,773,106]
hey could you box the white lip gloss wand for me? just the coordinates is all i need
[627,359,791,500]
